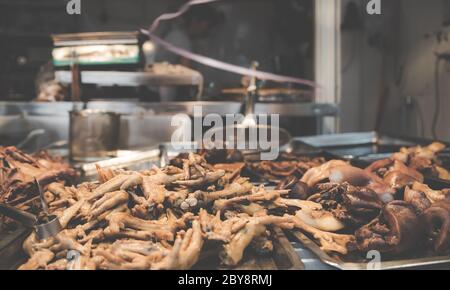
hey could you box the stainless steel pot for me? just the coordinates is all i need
[69,110,121,162]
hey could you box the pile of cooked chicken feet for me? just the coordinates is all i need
[20,153,343,270]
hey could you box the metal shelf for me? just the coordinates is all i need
[0,101,338,118]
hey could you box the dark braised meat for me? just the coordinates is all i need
[403,186,432,215]
[249,157,326,181]
[382,160,424,190]
[366,159,424,191]
[308,182,383,228]
[276,172,311,200]
[0,146,76,208]
[423,201,450,254]
[300,161,395,203]
[392,142,450,181]
[365,158,394,179]
[355,201,424,255]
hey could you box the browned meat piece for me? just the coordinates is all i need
[249,157,326,181]
[301,160,348,187]
[329,164,395,202]
[391,142,449,180]
[404,186,432,214]
[276,172,311,200]
[423,201,450,254]
[366,156,427,192]
[409,156,434,173]
[402,182,449,215]
[365,158,394,178]
[382,160,424,190]
[411,182,450,203]
[0,146,76,207]
[355,201,424,255]
[308,182,383,228]
[300,160,396,203]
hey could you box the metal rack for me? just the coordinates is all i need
[0,101,338,152]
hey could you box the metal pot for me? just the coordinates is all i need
[69,110,121,162]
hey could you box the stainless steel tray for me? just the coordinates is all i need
[295,132,416,148]
[291,231,450,270]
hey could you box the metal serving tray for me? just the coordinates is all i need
[295,132,417,148]
[291,231,450,270]
[295,132,418,159]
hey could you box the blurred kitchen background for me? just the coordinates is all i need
[0,0,314,99]
[0,0,449,148]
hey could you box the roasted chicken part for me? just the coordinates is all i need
[403,182,449,214]
[423,201,450,254]
[308,182,383,229]
[0,146,76,207]
[247,156,326,181]
[366,159,424,192]
[355,201,424,255]
[392,142,450,181]
[276,172,311,200]
[301,161,395,203]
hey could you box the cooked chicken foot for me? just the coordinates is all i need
[88,191,128,220]
[152,220,203,270]
[289,215,356,255]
